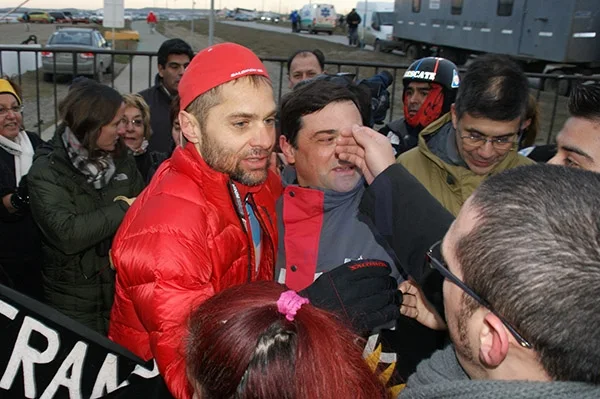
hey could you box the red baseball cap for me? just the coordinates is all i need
[179,42,270,110]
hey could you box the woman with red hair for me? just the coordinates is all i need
[186,281,390,399]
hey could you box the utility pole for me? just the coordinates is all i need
[208,0,214,45]
[191,0,195,36]
[361,0,368,47]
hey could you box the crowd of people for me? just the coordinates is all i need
[1,35,600,399]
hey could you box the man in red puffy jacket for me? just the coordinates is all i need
[108,43,282,398]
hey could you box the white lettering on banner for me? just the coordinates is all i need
[403,70,437,81]
[363,333,397,363]
[130,360,160,379]
[113,360,160,390]
[90,354,121,398]
[0,316,60,398]
[0,299,18,320]
[40,341,88,399]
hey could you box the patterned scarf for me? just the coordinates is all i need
[61,127,116,190]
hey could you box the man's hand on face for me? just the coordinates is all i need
[335,124,396,184]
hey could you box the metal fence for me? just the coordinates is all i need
[1,45,598,144]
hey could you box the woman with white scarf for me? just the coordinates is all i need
[0,78,45,300]
[27,79,144,334]
[121,93,168,184]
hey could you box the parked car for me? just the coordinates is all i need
[260,12,281,23]
[89,14,103,24]
[70,13,89,24]
[41,28,112,82]
[234,14,253,21]
[19,11,54,24]
[49,12,71,23]
[1,13,21,24]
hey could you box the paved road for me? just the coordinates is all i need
[221,21,350,45]
[220,20,386,51]
[218,20,407,55]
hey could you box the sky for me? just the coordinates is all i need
[0,0,362,15]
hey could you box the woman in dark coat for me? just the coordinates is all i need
[0,77,45,300]
[28,80,144,335]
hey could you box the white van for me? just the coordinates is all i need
[356,1,398,52]
[299,3,337,35]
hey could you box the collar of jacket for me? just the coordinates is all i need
[281,165,366,212]
[401,345,600,399]
[171,142,267,199]
[416,112,523,182]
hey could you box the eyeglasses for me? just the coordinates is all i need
[426,240,532,349]
[460,133,519,151]
[0,105,24,117]
[121,118,144,128]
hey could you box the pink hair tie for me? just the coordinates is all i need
[277,290,310,322]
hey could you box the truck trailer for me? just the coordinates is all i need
[392,0,599,93]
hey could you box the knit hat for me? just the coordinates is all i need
[0,79,21,105]
[179,43,270,110]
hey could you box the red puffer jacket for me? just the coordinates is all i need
[108,144,281,399]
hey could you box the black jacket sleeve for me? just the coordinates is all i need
[359,163,455,316]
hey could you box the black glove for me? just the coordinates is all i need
[300,259,402,336]
[10,175,30,212]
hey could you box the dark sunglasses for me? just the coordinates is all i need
[426,240,532,349]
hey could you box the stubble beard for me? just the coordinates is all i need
[200,133,271,186]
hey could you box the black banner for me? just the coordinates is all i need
[0,284,166,398]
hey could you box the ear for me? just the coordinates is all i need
[288,76,294,89]
[478,312,510,368]
[280,135,296,165]
[157,63,165,78]
[179,110,201,147]
[451,103,458,130]
[521,118,532,131]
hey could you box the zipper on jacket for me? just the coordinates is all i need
[247,197,276,279]
[227,181,253,282]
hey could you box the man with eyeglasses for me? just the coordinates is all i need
[397,165,600,397]
[139,38,193,155]
[396,54,534,216]
[336,131,600,397]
